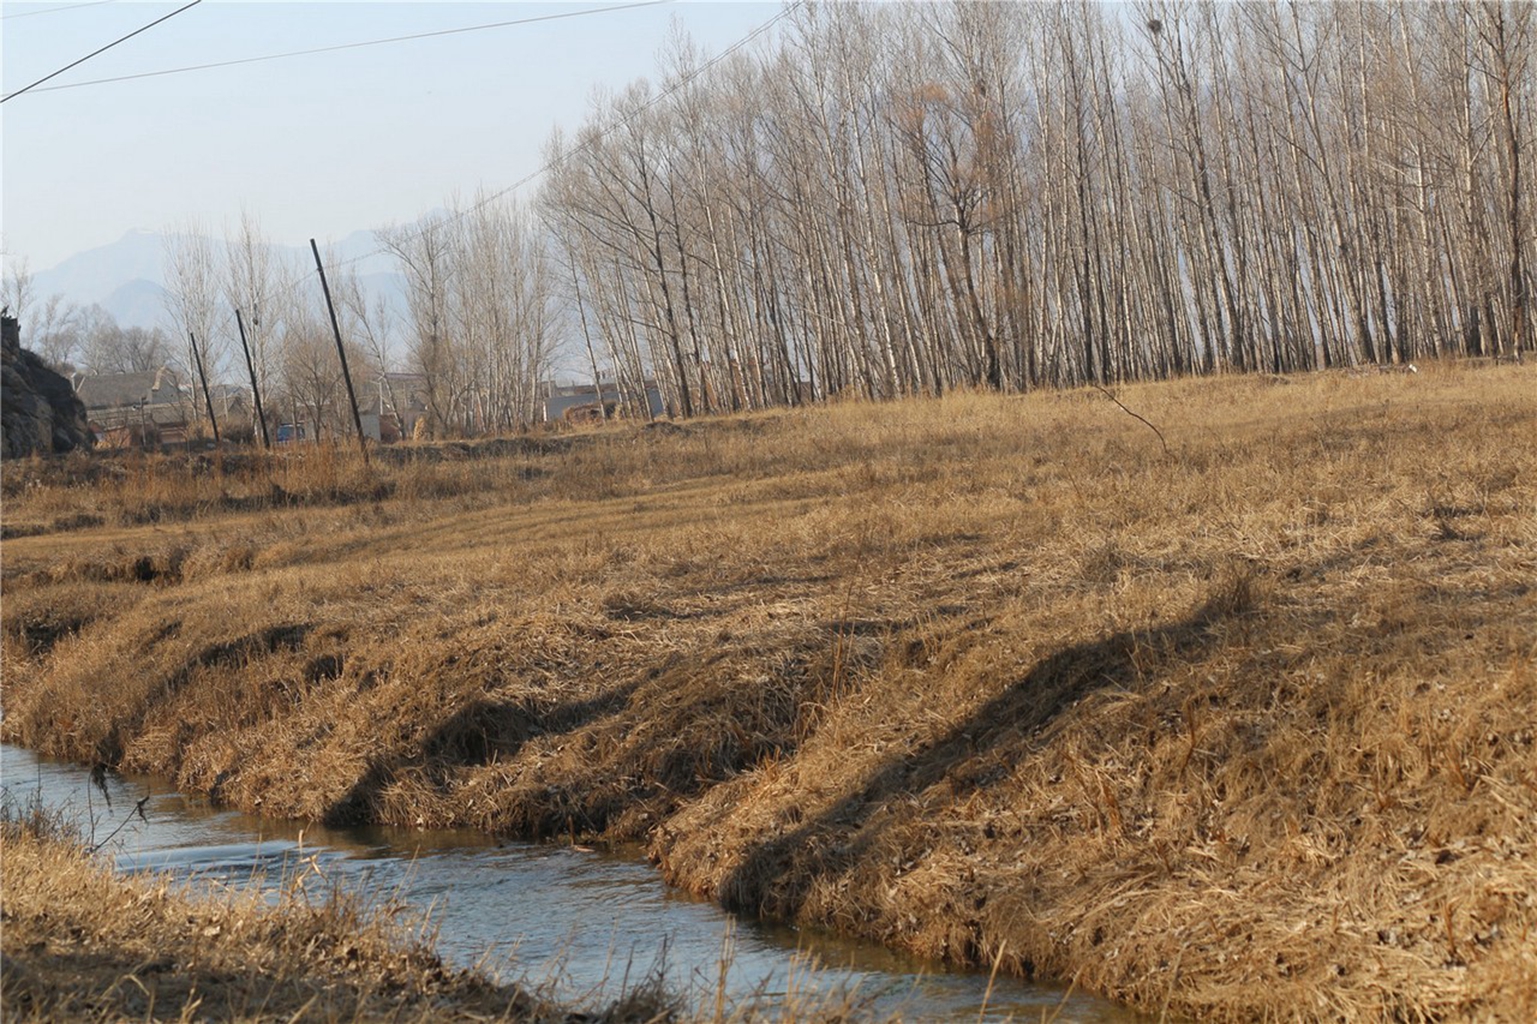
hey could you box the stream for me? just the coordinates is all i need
[2,743,1140,1021]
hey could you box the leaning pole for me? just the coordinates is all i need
[309,239,369,464]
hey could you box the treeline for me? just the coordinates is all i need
[166,202,555,441]
[4,199,556,443]
[159,203,551,441]
[375,199,554,436]
[539,0,1533,414]
[1,224,396,441]
[134,219,400,442]
[13,2,1529,438]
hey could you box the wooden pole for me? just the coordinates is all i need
[234,308,270,449]
[309,239,368,463]
[188,330,220,445]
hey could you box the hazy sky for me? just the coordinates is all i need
[2,0,781,271]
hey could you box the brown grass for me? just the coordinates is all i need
[0,801,889,1023]
[0,801,545,1022]
[3,360,1535,1020]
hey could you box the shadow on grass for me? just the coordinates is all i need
[713,577,1257,921]
[321,682,641,828]
[97,623,312,765]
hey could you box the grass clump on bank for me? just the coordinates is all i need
[3,360,1535,1020]
[0,798,885,1023]
[0,800,546,1022]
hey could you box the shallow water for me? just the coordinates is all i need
[1,743,1141,1021]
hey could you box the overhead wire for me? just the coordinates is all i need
[6,0,800,294]
[18,0,674,96]
[311,0,803,283]
[2,0,200,103]
[1,0,117,21]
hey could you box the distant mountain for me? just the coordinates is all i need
[98,279,170,331]
[329,229,400,278]
[26,227,410,334]
[30,229,168,312]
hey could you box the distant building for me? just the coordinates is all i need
[541,379,664,423]
[207,383,252,422]
[75,367,192,446]
[358,372,429,442]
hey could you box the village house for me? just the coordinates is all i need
[358,372,429,442]
[74,367,191,447]
[541,379,665,423]
[75,369,257,447]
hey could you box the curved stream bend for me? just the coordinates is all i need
[1,744,1139,1021]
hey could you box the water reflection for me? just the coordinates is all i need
[1,744,1140,1021]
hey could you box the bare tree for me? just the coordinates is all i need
[2,258,34,321]
[378,215,457,436]
[223,210,285,407]
[81,317,173,375]
[163,223,226,433]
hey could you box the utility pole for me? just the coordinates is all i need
[234,308,270,448]
[309,239,368,463]
[189,330,220,445]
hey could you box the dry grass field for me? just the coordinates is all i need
[3,361,1534,1021]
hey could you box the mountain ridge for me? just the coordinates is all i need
[25,228,405,330]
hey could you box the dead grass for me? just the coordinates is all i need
[0,800,547,1021]
[0,802,892,1023]
[3,360,1535,1020]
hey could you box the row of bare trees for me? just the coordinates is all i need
[376,195,555,436]
[4,222,393,441]
[539,0,1532,415]
[16,2,1529,438]
[156,218,380,441]
[9,191,557,443]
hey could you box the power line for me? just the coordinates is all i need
[19,0,674,96]
[315,1,802,281]
[2,0,200,103]
[2,1,117,21]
